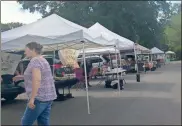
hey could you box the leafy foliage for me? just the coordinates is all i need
[164,12,181,59]
[1,22,24,32]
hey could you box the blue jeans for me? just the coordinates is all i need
[21,99,53,126]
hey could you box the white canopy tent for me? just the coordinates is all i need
[92,38,126,93]
[1,14,108,45]
[88,25,139,88]
[1,31,104,115]
[120,44,151,54]
[166,51,175,54]
[150,47,165,61]
[88,23,134,69]
[165,51,176,61]
[88,23,133,69]
[2,34,124,113]
[1,30,103,51]
[1,14,111,114]
[2,14,81,43]
[1,13,134,114]
[1,35,55,51]
[135,44,151,54]
[88,23,151,54]
[77,36,123,95]
[44,30,101,50]
[94,36,133,50]
[50,30,125,110]
[88,22,134,46]
[151,47,164,54]
[88,22,150,73]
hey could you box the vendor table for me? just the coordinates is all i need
[104,69,126,79]
[11,75,78,101]
[102,69,126,89]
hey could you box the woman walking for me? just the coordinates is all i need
[14,42,57,126]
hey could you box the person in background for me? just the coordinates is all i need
[13,42,57,126]
[81,59,92,87]
[15,61,24,75]
[13,62,25,88]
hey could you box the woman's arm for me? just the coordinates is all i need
[31,68,41,100]
[13,75,24,82]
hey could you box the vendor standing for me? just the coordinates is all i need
[81,59,92,87]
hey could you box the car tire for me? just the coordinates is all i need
[3,94,18,101]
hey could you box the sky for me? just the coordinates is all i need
[1,1,42,24]
[1,1,181,24]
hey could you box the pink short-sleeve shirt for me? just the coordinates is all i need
[24,57,57,101]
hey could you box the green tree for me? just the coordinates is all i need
[164,13,181,59]
[17,1,173,48]
[1,22,24,32]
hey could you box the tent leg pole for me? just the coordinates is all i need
[82,41,91,114]
[118,48,123,88]
[134,43,140,82]
[109,53,111,67]
[53,50,56,77]
[134,43,138,73]
[115,45,120,95]
[119,51,122,69]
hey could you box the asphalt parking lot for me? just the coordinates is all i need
[1,61,181,125]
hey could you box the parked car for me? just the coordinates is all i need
[1,55,61,101]
[1,74,25,101]
[21,55,61,72]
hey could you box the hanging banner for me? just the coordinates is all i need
[1,52,22,75]
[58,49,80,68]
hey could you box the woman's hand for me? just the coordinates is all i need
[13,76,17,82]
[13,75,24,82]
[28,98,35,109]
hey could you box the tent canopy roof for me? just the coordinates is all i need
[79,47,119,55]
[166,51,175,54]
[118,43,150,53]
[2,14,82,42]
[151,47,164,54]
[2,14,107,44]
[1,14,107,51]
[1,30,104,52]
[136,44,150,52]
[88,22,134,46]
